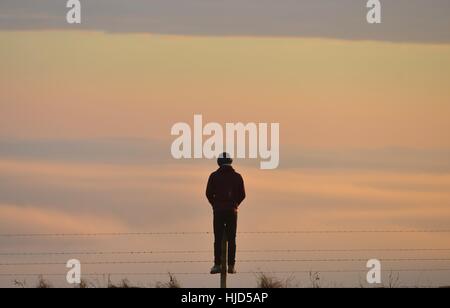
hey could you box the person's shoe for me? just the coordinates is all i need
[210,265,221,274]
[228,264,237,274]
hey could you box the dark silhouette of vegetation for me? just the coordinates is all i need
[256,273,296,288]
[7,272,447,288]
[36,276,52,288]
[155,273,181,288]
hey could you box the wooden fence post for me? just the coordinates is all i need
[220,232,227,288]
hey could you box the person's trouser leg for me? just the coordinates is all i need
[225,210,238,266]
[213,210,225,266]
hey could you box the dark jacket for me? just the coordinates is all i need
[206,165,246,211]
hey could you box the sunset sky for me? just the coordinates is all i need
[1,1,450,287]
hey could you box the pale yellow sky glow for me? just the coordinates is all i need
[1,31,450,147]
[1,31,450,287]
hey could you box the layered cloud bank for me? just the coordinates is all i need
[1,0,450,43]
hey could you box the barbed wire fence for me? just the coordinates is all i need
[1,229,450,287]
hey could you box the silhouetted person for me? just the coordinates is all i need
[206,152,246,275]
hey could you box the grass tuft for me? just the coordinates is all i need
[155,273,181,288]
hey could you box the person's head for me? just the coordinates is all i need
[217,152,233,167]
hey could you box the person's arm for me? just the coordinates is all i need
[206,174,215,206]
[236,174,246,206]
